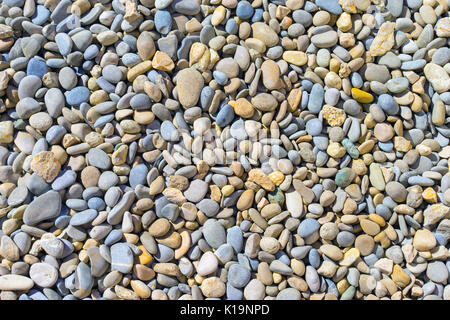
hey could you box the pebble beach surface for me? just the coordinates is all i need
[0,0,448,301]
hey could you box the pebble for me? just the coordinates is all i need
[426,261,448,284]
[236,1,254,20]
[308,84,324,114]
[228,263,251,288]
[378,94,399,115]
[23,191,61,226]
[385,182,407,202]
[27,58,48,78]
[413,229,436,251]
[297,219,320,238]
[87,148,110,170]
[176,68,203,108]
[29,263,58,288]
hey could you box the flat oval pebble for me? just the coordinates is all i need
[29,263,58,288]
[228,263,251,288]
[0,275,34,291]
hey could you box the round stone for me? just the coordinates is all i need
[305,118,323,136]
[29,263,58,288]
[426,261,449,284]
[200,277,225,298]
[385,182,407,202]
[236,1,254,19]
[243,279,265,300]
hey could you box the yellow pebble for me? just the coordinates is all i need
[351,88,374,103]
[416,144,432,156]
[268,171,285,186]
[374,231,391,248]
[352,159,367,175]
[210,185,222,202]
[79,250,89,263]
[211,5,226,26]
[372,193,384,206]
[368,213,386,227]
[189,42,206,64]
[358,140,375,155]
[221,185,235,197]
[138,245,152,265]
[111,144,128,166]
[337,279,350,295]
[89,90,109,105]
[329,58,340,73]
[189,42,211,72]
[282,51,307,66]
[422,187,438,203]
[336,12,352,32]
[233,98,255,118]
[130,280,151,299]
[71,0,91,15]
[296,135,312,143]
[287,88,302,112]
[208,48,220,69]
[391,264,411,288]
[127,61,152,82]
[322,105,346,127]
[194,274,204,285]
[273,272,282,284]
[394,136,412,152]
[83,238,99,249]
[152,51,174,72]
[187,278,196,287]
[327,142,346,158]
[339,247,360,266]
[340,0,358,13]
[364,113,376,128]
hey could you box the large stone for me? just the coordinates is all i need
[285,191,303,218]
[200,277,226,298]
[23,190,61,226]
[424,204,450,226]
[261,60,282,90]
[176,68,204,108]
[137,31,155,60]
[31,151,61,183]
[413,229,436,251]
[29,262,58,288]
